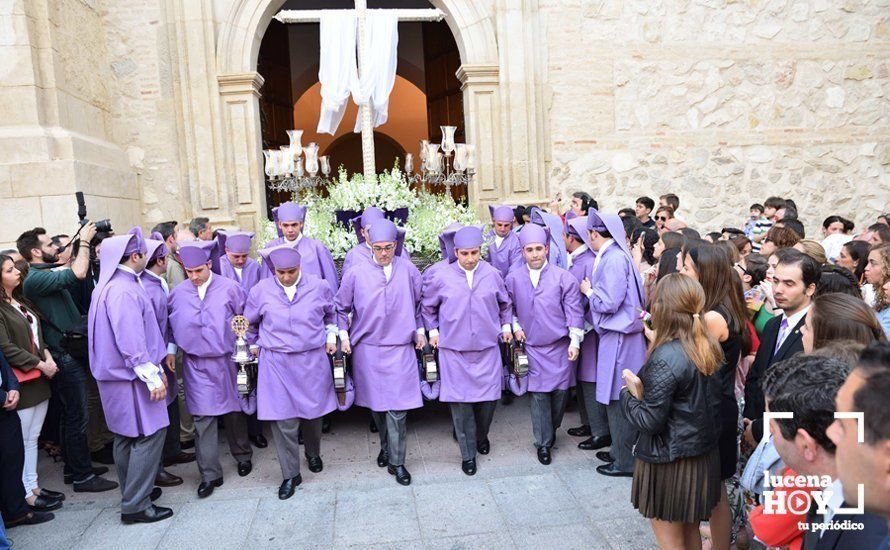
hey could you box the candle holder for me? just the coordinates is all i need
[264,132,334,193]
[406,127,475,195]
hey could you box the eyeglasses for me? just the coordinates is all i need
[372,244,395,253]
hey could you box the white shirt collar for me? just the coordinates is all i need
[458,262,478,287]
[372,257,393,282]
[276,273,301,300]
[196,272,213,301]
[569,244,588,259]
[822,478,846,527]
[284,234,303,245]
[597,239,614,254]
[527,260,547,288]
[494,233,506,247]
[116,265,139,277]
[781,305,811,330]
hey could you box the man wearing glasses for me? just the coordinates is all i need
[336,219,425,486]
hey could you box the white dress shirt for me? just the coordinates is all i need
[284,234,303,246]
[197,272,213,301]
[494,234,505,249]
[233,266,243,281]
[821,478,845,536]
[776,305,810,351]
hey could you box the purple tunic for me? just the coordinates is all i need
[263,236,339,294]
[219,256,269,292]
[486,231,523,279]
[584,243,647,403]
[505,264,584,392]
[568,248,598,383]
[168,275,246,417]
[244,275,338,421]
[342,242,410,275]
[422,261,512,403]
[336,256,423,412]
[140,272,178,405]
[88,270,169,437]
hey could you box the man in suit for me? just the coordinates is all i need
[828,343,890,548]
[763,354,887,549]
[744,248,820,445]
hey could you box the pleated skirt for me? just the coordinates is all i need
[631,448,722,523]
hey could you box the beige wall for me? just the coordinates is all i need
[542,0,889,234]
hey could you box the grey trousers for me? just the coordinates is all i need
[530,390,569,449]
[606,400,636,473]
[113,428,166,515]
[270,417,322,480]
[578,381,610,438]
[371,410,408,467]
[193,412,252,482]
[176,352,195,443]
[449,401,497,461]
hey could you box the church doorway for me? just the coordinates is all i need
[256,0,467,214]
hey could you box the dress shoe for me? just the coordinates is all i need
[197,478,223,498]
[369,418,379,433]
[237,460,253,477]
[376,449,389,468]
[596,463,633,477]
[64,466,109,485]
[249,434,268,448]
[387,465,411,486]
[37,488,65,501]
[306,455,323,473]
[121,505,173,524]
[163,451,196,467]
[29,494,63,512]
[278,475,302,500]
[321,417,331,433]
[461,459,477,476]
[150,487,162,502]
[73,476,118,493]
[6,510,54,527]
[596,451,614,463]
[578,434,612,451]
[567,425,591,437]
[90,443,115,465]
[537,447,552,465]
[181,439,195,450]
[155,470,183,487]
[476,439,490,455]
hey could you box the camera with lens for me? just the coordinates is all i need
[76,191,112,233]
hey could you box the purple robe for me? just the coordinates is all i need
[244,275,338,421]
[568,248,598,384]
[505,264,584,392]
[263,235,339,294]
[140,272,178,405]
[421,261,512,403]
[219,256,269,292]
[168,274,246,417]
[342,242,410,275]
[88,269,169,437]
[336,256,423,412]
[584,243,647,403]
[485,231,523,279]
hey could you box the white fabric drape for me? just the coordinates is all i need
[316,10,399,135]
[317,12,358,135]
[352,11,399,132]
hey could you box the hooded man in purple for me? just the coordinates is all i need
[244,245,338,500]
[141,236,195,487]
[504,224,584,464]
[563,217,609,451]
[167,240,253,498]
[485,205,523,278]
[579,210,647,477]
[422,226,513,476]
[216,230,269,449]
[264,201,339,294]
[88,227,171,524]
[342,207,410,274]
[336,219,424,486]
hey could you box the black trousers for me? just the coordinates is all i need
[0,411,30,522]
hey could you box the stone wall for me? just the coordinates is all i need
[542,0,889,235]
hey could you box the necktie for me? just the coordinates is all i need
[774,317,789,354]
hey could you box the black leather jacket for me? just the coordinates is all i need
[620,340,721,464]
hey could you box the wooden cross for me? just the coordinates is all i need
[275,3,445,181]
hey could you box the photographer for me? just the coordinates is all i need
[16,223,118,493]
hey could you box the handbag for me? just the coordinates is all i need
[12,367,41,384]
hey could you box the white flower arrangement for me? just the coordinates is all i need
[258,166,481,261]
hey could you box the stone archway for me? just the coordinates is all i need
[190,0,547,230]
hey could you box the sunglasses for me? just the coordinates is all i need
[734,262,749,275]
[655,216,669,222]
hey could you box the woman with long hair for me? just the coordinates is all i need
[836,240,870,282]
[679,243,749,549]
[864,244,890,338]
[0,254,64,515]
[622,274,723,549]
[802,292,886,352]
[632,227,659,272]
